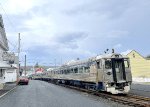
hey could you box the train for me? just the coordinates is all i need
[44,53,132,94]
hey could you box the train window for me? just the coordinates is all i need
[97,61,100,69]
[70,68,73,73]
[85,67,90,73]
[68,69,71,73]
[74,68,78,73]
[78,67,83,73]
[124,60,129,68]
[97,60,101,69]
[91,61,96,65]
[105,60,112,69]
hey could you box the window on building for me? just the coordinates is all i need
[0,22,3,28]
[0,69,4,77]
[133,53,135,58]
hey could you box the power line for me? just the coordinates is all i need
[0,3,17,32]
[7,39,18,52]
[0,3,18,52]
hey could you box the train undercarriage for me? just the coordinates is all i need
[37,77,131,94]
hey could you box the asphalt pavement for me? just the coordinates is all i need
[0,80,129,107]
[130,83,150,97]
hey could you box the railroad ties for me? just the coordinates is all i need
[38,78,150,107]
[65,85,150,107]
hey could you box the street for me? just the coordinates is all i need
[130,83,150,97]
[0,80,128,107]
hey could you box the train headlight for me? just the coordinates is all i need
[106,84,109,87]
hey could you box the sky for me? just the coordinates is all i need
[0,0,150,66]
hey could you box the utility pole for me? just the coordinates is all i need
[24,55,26,76]
[18,33,21,75]
[54,59,56,68]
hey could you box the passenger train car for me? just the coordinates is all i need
[47,53,132,94]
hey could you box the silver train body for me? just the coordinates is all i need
[47,53,132,94]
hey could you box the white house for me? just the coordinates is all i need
[4,64,18,83]
[0,61,11,89]
[0,15,10,89]
[0,15,18,89]
[2,52,19,83]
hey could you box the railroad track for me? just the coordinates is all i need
[36,78,150,107]
[49,82,150,107]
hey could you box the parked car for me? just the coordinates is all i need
[18,76,29,85]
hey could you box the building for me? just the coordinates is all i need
[0,15,10,89]
[3,52,18,83]
[0,15,9,59]
[4,64,17,83]
[124,50,150,78]
[20,66,35,76]
[0,15,18,89]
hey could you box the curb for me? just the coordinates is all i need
[0,86,17,99]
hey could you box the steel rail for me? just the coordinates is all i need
[50,82,150,107]
[36,78,150,107]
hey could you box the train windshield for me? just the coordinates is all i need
[124,59,130,68]
[114,60,123,73]
[105,60,112,69]
[112,59,126,82]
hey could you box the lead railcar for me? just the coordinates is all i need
[47,53,132,94]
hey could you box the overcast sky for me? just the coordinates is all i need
[0,0,150,66]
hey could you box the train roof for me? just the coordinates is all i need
[96,53,128,60]
[48,53,129,71]
[62,53,129,67]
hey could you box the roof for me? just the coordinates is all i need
[47,68,54,71]
[0,61,18,69]
[121,50,150,60]
[121,50,133,56]
[60,53,128,67]
[0,61,11,69]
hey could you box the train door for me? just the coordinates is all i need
[96,60,104,90]
[96,60,103,80]
[112,59,126,82]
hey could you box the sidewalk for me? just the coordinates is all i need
[0,83,17,96]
